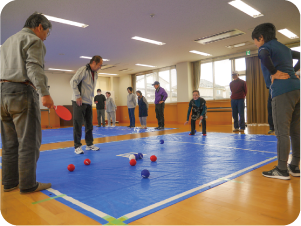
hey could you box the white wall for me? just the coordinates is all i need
[41,72,74,108]
[118,75,132,106]
[176,62,193,102]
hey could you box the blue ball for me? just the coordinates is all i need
[160,140,164,144]
[141,169,150,178]
[134,154,139,160]
[137,153,143,159]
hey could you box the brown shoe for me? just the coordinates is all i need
[4,184,19,192]
[20,182,52,194]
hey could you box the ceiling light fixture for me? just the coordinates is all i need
[80,56,110,61]
[98,73,118,76]
[43,14,89,28]
[290,46,301,52]
[48,68,73,72]
[228,0,263,18]
[136,64,156,68]
[132,36,165,45]
[189,50,211,56]
[278,29,299,39]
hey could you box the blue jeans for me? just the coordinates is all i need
[1,82,40,192]
[128,108,135,127]
[231,99,245,129]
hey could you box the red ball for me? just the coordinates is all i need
[130,159,137,166]
[84,159,91,165]
[150,155,157,162]
[67,164,75,172]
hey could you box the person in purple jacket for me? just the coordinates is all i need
[152,81,168,129]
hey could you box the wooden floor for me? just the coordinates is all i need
[1,123,300,225]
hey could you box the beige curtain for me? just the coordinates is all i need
[192,61,201,90]
[246,56,269,124]
[131,74,136,92]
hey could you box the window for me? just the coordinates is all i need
[199,57,246,100]
[135,67,177,104]
[214,59,231,99]
[199,62,213,100]
[136,75,145,96]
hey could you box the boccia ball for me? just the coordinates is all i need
[134,154,139,160]
[84,159,91,165]
[141,169,150,178]
[129,154,136,160]
[130,159,136,166]
[150,155,157,162]
[67,164,75,172]
[160,140,164,144]
[138,153,143,159]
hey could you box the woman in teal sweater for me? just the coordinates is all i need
[184,90,207,136]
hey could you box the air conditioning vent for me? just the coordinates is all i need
[195,29,246,45]
[119,68,133,72]
[100,64,116,70]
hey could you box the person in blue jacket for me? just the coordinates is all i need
[184,90,207,136]
[252,23,300,180]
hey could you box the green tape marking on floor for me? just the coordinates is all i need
[32,194,66,204]
[218,177,243,183]
[103,215,127,225]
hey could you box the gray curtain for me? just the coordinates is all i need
[246,56,269,124]
[131,74,136,92]
[192,61,201,90]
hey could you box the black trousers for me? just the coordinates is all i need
[72,101,94,148]
[267,92,274,130]
[191,117,206,135]
[155,103,165,127]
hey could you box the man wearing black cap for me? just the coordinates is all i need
[152,81,168,129]
[94,89,106,127]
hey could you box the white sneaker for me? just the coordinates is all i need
[107,125,111,127]
[74,146,84,154]
[111,125,116,127]
[86,145,100,151]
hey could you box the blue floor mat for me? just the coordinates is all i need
[0,132,278,224]
[0,126,176,147]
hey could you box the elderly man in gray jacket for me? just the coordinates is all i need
[0,13,54,194]
[70,56,103,154]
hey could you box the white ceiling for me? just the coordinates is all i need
[1,0,300,76]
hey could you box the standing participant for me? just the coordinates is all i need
[136,90,149,129]
[127,87,136,128]
[0,13,54,193]
[152,81,168,130]
[184,90,207,136]
[94,89,106,127]
[252,23,300,179]
[70,56,103,154]
[105,92,117,127]
[230,71,247,132]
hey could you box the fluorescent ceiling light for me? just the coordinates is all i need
[136,64,156,68]
[132,36,165,45]
[278,29,299,39]
[228,0,263,18]
[48,68,73,72]
[291,46,301,52]
[189,50,211,56]
[98,73,118,76]
[43,14,88,28]
[80,56,109,61]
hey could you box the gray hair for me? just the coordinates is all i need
[23,13,52,30]
[90,55,102,64]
